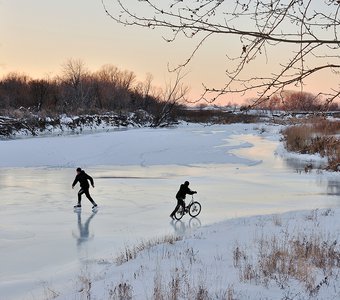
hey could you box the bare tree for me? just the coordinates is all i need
[102,0,340,108]
[96,64,119,84]
[116,69,136,91]
[94,64,120,109]
[141,73,154,98]
[151,70,189,127]
[0,72,31,108]
[61,59,88,89]
[257,90,323,111]
[29,79,51,111]
[61,58,91,109]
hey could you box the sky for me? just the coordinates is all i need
[0,0,339,104]
[1,0,217,102]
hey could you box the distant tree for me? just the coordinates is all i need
[114,69,136,110]
[133,73,161,111]
[29,79,52,111]
[151,70,189,127]
[284,91,321,111]
[138,73,154,98]
[61,59,88,90]
[0,72,31,108]
[96,64,119,84]
[0,61,187,122]
[93,65,119,110]
[115,69,136,91]
[258,91,324,111]
[102,0,340,108]
[94,64,137,111]
[60,58,91,110]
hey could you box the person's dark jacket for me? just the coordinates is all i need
[72,170,94,189]
[176,184,196,199]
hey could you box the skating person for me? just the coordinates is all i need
[170,181,197,219]
[72,167,97,209]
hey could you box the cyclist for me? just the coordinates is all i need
[170,181,197,219]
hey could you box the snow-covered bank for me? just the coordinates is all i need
[1,122,339,299]
[57,207,340,300]
[0,112,152,138]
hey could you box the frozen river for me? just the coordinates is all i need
[1,124,339,299]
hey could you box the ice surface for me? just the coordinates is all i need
[0,123,339,299]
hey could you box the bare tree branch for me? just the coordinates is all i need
[102,0,340,107]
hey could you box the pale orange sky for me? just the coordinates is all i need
[0,0,338,105]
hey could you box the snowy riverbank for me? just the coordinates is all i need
[57,207,340,300]
[1,122,339,299]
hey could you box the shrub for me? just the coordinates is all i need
[234,232,340,295]
[282,118,340,171]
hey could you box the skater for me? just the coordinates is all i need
[72,167,98,209]
[170,181,197,219]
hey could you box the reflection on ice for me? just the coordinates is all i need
[327,180,340,196]
[73,210,97,247]
[170,218,202,236]
[285,157,327,172]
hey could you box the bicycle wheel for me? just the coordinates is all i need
[174,207,184,220]
[189,201,201,217]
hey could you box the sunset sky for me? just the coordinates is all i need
[1,0,338,104]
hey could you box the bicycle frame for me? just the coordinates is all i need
[177,195,195,213]
[174,195,201,220]
[185,195,195,210]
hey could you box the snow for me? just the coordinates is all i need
[0,123,262,168]
[68,208,340,300]
[1,122,339,299]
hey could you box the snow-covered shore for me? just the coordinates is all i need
[58,207,340,300]
[1,121,339,299]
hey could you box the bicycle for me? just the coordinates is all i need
[174,195,201,220]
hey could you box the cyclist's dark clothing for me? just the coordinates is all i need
[176,184,196,200]
[171,198,185,218]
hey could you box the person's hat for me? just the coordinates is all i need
[76,167,82,172]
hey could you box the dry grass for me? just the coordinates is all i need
[39,281,60,299]
[108,282,133,300]
[113,236,237,299]
[152,269,235,300]
[282,118,340,171]
[77,273,92,299]
[233,230,340,296]
[312,117,340,135]
[115,235,183,266]
[178,109,261,124]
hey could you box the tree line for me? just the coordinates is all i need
[247,91,339,112]
[1,58,338,124]
[0,59,186,125]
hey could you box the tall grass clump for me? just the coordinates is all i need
[152,270,234,300]
[108,282,133,300]
[282,118,340,171]
[115,235,183,266]
[233,231,340,296]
